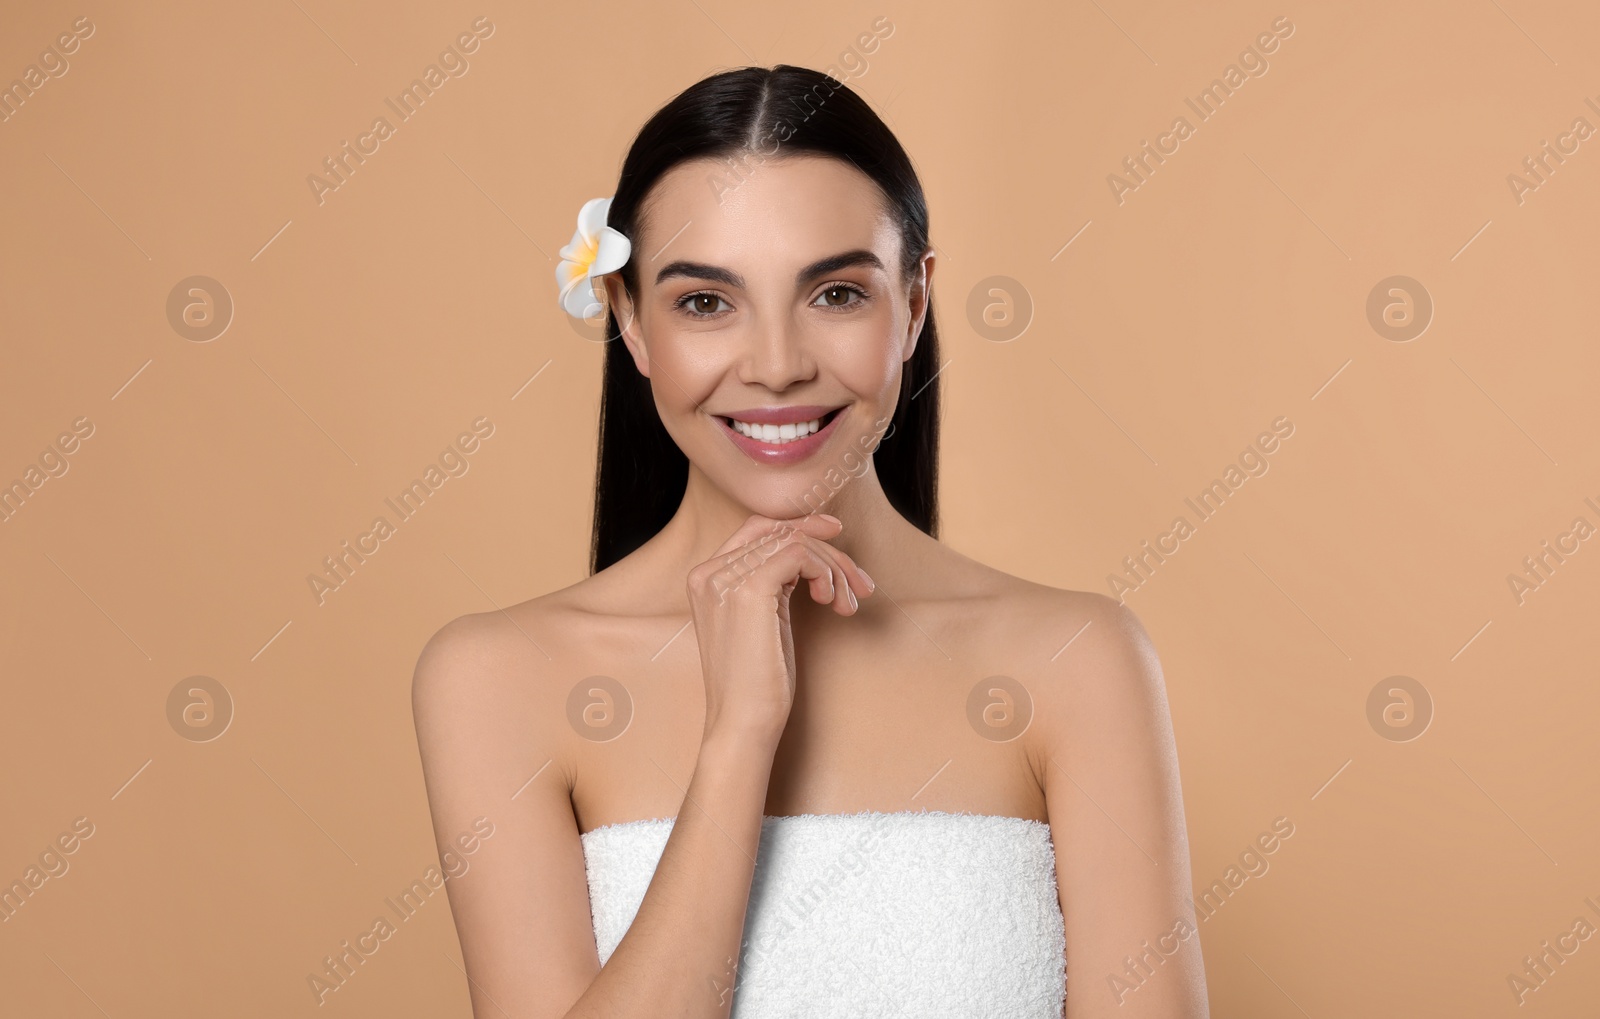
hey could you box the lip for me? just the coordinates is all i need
[716,405,846,465]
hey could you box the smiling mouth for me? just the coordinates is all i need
[719,407,844,445]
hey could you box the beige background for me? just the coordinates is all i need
[3,0,1598,1015]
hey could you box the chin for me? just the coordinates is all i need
[732,480,837,523]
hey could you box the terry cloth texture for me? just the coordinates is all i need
[580,809,1067,1018]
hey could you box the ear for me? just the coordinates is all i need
[601,274,650,378]
[902,246,935,363]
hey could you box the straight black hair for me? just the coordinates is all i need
[589,64,940,574]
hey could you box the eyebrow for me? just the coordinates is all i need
[656,260,742,287]
[800,251,889,284]
[653,249,885,289]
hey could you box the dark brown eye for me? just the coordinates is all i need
[816,284,866,309]
[692,294,720,313]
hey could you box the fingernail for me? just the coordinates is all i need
[859,568,875,592]
[846,585,858,610]
[819,513,841,525]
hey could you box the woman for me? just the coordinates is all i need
[413,64,1209,1019]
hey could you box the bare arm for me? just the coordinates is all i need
[412,612,595,1017]
[567,728,780,1019]
[412,613,785,1019]
[1037,595,1210,1018]
[412,515,872,1018]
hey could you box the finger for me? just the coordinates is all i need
[710,516,799,560]
[702,531,829,608]
[765,539,836,606]
[709,526,804,588]
[700,515,868,613]
[744,524,872,613]
[711,512,841,560]
[785,534,860,614]
[779,514,872,596]
[788,532,872,609]
[763,532,863,615]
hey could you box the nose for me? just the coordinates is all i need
[738,311,815,391]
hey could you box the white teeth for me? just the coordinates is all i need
[729,416,825,444]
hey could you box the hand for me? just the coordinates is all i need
[686,512,875,742]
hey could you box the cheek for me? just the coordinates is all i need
[829,323,904,400]
[644,330,724,409]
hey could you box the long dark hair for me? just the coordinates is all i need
[589,65,940,574]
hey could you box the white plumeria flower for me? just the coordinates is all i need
[556,197,631,319]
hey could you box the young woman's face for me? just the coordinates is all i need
[607,153,932,519]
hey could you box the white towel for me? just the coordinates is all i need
[581,810,1067,1017]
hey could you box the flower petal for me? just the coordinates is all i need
[558,227,596,267]
[589,226,632,276]
[556,258,586,293]
[575,197,611,241]
[560,274,604,318]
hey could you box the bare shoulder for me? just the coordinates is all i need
[414,600,543,699]
[949,563,1169,750]
[410,583,599,736]
[1022,583,1161,687]
[945,550,1160,680]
